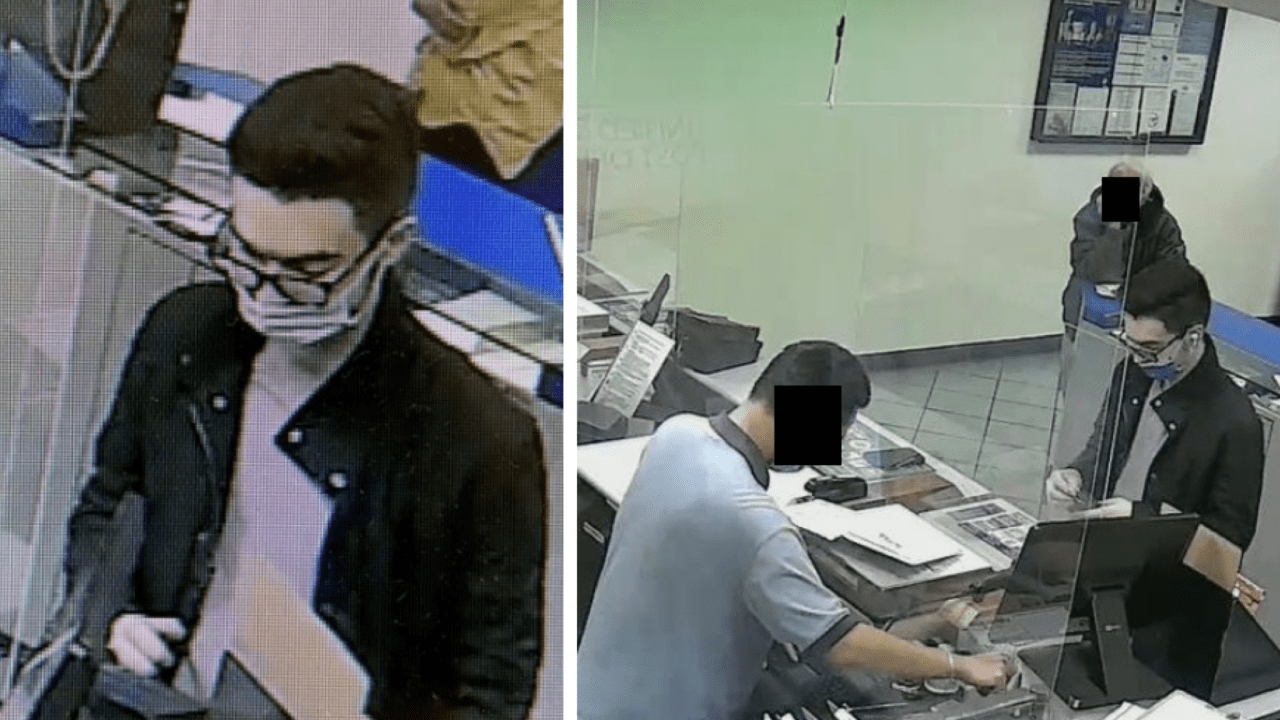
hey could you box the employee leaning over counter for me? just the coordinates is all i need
[578,341,1011,720]
[1047,258,1264,552]
[58,65,546,720]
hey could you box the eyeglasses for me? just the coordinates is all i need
[1112,329,1182,364]
[208,216,410,306]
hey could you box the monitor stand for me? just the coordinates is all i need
[1019,589,1171,710]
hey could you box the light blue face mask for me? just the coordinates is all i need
[1139,361,1181,384]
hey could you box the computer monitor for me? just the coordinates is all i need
[990,514,1200,710]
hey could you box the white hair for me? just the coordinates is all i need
[1108,161,1154,203]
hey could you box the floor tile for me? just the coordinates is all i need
[934,371,998,400]
[979,438,1046,464]
[999,357,1062,389]
[972,462,1046,502]
[866,398,925,428]
[918,409,987,440]
[958,358,1005,380]
[985,419,1051,450]
[873,382,932,407]
[870,367,937,391]
[989,399,1054,430]
[878,423,918,443]
[995,378,1058,409]
[925,388,993,419]
[913,430,981,467]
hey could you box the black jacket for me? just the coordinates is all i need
[64,277,546,719]
[1062,184,1186,326]
[1068,338,1263,551]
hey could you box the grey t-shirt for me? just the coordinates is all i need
[578,414,861,720]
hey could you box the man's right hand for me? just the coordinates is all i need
[1045,468,1084,506]
[957,653,1011,691]
[106,614,187,677]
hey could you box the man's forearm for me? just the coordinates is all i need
[827,623,954,681]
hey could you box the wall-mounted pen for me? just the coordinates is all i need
[826,2,847,108]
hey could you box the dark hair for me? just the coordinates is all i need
[1123,258,1211,335]
[227,64,421,236]
[749,341,871,425]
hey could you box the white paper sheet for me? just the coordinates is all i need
[1171,53,1208,87]
[1071,87,1111,136]
[592,321,674,417]
[1141,87,1172,134]
[158,92,246,145]
[1114,35,1148,85]
[1105,86,1142,136]
[784,499,861,541]
[842,504,965,566]
[1169,87,1201,135]
[1137,690,1227,718]
[1044,82,1078,136]
[1142,36,1177,85]
[1152,12,1183,36]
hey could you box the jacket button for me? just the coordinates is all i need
[179,353,193,367]
[196,532,210,544]
[286,428,304,445]
[328,472,349,490]
[320,603,336,617]
[1131,397,1140,405]
[1167,422,1176,431]
[211,394,229,412]
[1153,399,1161,408]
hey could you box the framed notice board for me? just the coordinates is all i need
[1031,0,1228,145]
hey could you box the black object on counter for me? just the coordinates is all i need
[673,309,762,374]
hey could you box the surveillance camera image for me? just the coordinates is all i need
[0,1,563,718]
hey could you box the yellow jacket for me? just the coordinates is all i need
[411,0,563,179]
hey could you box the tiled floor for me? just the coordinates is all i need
[864,353,1064,511]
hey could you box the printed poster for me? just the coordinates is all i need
[1119,0,1154,34]
[1140,87,1172,134]
[1044,82,1079,136]
[1113,35,1147,85]
[1142,35,1177,85]
[1105,86,1142,136]
[1053,1,1125,87]
[1072,86,1111,135]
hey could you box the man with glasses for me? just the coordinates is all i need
[60,65,546,719]
[1046,258,1263,554]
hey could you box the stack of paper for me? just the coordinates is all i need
[1102,691,1229,719]
[784,501,966,567]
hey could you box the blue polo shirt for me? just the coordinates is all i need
[578,414,862,720]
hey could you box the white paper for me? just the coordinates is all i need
[434,289,541,331]
[1071,87,1110,136]
[158,92,246,144]
[785,499,861,541]
[1102,702,1148,720]
[842,504,964,566]
[1142,36,1177,85]
[1171,53,1208,87]
[1169,87,1201,135]
[1155,0,1185,14]
[1138,690,1227,718]
[1152,12,1183,36]
[592,321,674,417]
[1114,35,1148,86]
[1044,82,1078,136]
[1105,86,1142,136]
[1140,87,1172,134]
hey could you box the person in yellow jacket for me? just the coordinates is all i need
[410,0,563,182]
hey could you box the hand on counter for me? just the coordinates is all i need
[956,653,1013,692]
[106,613,187,677]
